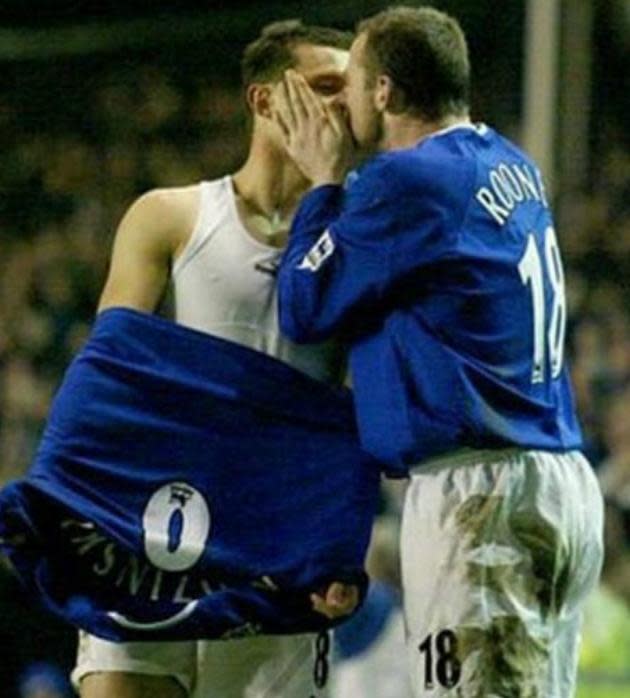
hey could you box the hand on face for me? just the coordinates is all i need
[273,69,356,187]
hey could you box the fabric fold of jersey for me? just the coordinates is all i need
[0,308,380,642]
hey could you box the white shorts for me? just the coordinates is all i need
[331,607,414,698]
[72,631,331,698]
[401,448,604,698]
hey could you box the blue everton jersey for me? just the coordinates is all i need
[278,123,583,473]
[0,308,380,641]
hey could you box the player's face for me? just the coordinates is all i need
[290,43,348,105]
[342,33,383,151]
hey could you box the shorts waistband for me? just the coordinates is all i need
[409,447,525,475]
[409,447,584,475]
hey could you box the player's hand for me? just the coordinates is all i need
[310,581,359,619]
[273,69,355,187]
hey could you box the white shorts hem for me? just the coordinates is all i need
[71,659,192,694]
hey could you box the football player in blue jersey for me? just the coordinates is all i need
[275,6,604,697]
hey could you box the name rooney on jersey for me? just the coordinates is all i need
[475,161,549,226]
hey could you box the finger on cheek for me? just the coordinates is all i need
[279,83,296,127]
[273,111,289,140]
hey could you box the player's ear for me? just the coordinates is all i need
[246,83,273,120]
[374,74,404,115]
[373,74,391,113]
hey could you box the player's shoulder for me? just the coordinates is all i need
[129,183,201,224]
[471,124,540,173]
[353,141,474,219]
[349,151,424,202]
[118,183,209,249]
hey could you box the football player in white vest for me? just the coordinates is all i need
[73,20,356,698]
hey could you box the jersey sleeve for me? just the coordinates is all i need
[278,155,463,342]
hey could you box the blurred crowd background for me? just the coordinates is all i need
[0,1,628,696]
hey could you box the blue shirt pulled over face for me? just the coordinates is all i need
[278,124,582,474]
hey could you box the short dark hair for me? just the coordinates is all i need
[357,6,470,120]
[241,19,352,87]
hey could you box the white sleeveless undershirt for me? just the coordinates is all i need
[171,176,345,384]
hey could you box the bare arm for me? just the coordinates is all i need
[98,187,197,314]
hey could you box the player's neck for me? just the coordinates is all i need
[232,139,309,221]
[381,113,470,151]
